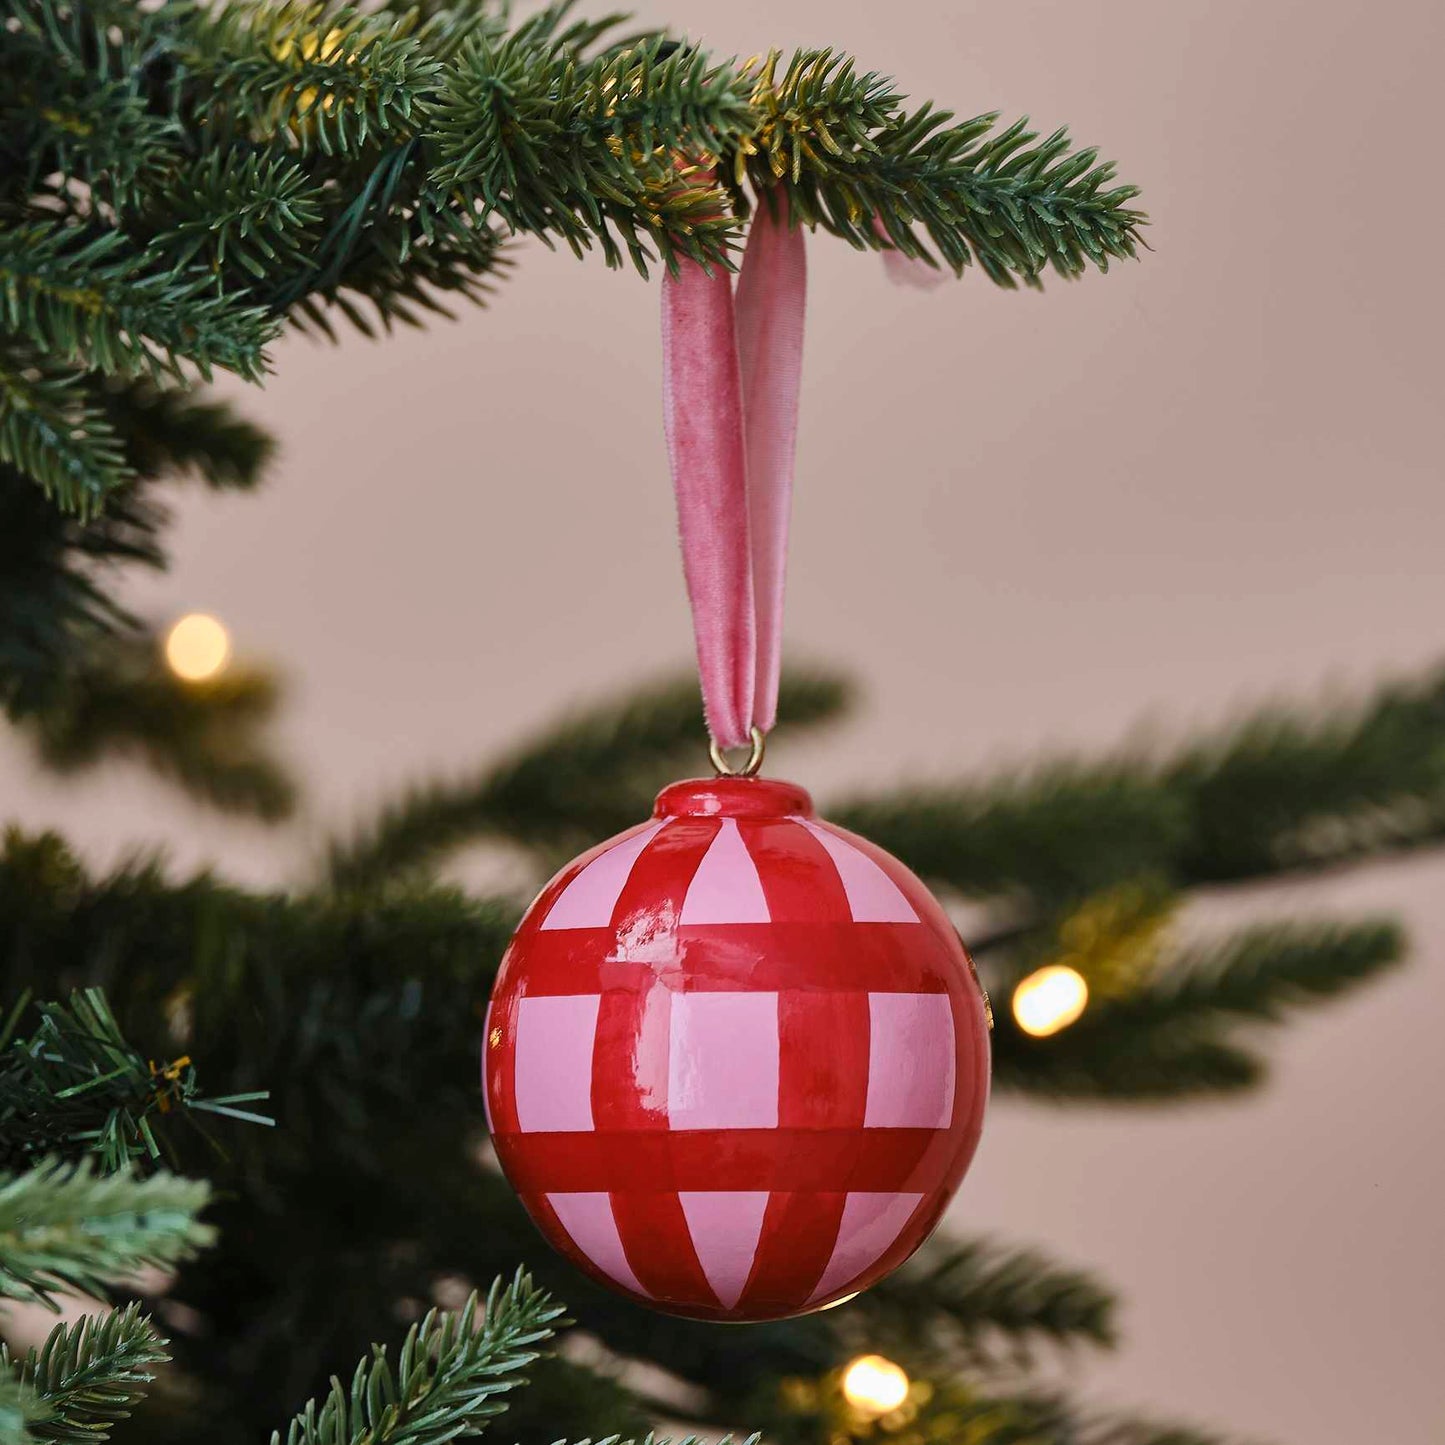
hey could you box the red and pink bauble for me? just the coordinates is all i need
[483,774,990,1321]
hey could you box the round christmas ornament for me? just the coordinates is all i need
[485,772,990,1321]
[484,197,991,1320]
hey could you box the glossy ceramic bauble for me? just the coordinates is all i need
[483,774,991,1321]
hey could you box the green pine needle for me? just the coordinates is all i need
[1,1304,169,1445]
[0,226,277,386]
[864,1237,1118,1362]
[835,662,1445,899]
[147,151,327,281]
[193,1,446,156]
[991,919,1404,1101]
[97,380,275,492]
[0,1159,213,1309]
[0,355,135,518]
[2,0,1147,511]
[269,1270,564,1445]
[428,23,751,272]
[0,987,273,1173]
[1124,919,1406,1025]
[24,636,297,821]
[732,49,1144,284]
[0,465,159,721]
[0,1375,40,1445]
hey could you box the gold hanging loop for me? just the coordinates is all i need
[709,725,766,778]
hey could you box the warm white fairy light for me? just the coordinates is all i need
[841,1354,910,1416]
[1011,963,1089,1037]
[164,613,231,682]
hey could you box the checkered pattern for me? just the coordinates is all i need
[485,778,991,1322]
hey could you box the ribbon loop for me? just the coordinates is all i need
[661,200,806,751]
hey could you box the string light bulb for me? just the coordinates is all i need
[164,613,231,682]
[841,1354,910,1416]
[1011,964,1089,1037]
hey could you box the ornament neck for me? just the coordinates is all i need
[653,775,815,820]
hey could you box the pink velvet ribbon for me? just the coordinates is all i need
[661,200,807,750]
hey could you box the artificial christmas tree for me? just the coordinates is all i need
[0,2,1428,1444]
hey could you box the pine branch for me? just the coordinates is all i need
[862,1237,1116,1363]
[145,151,326,281]
[0,986,272,1172]
[269,1270,563,1445]
[488,1357,652,1445]
[1167,667,1445,880]
[0,830,514,1186]
[0,1159,212,1309]
[4,0,1147,515]
[834,765,1178,904]
[0,1375,40,1445]
[783,1378,1250,1445]
[22,637,297,821]
[428,22,750,273]
[731,50,1144,285]
[96,380,275,491]
[0,380,282,804]
[0,0,167,75]
[0,225,276,385]
[1111,920,1404,1025]
[0,64,176,222]
[990,919,1403,1101]
[281,164,510,339]
[2,1303,169,1445]
[836,660,1445,901]
[191,1,445,156]
[0,369,274,717]
[324,669,851,888]
[0,466,158,719]
[0,354,135,517]
[1080,1419,1263,1445]
[0,0,184,225]
[1016,1034,1264,1103]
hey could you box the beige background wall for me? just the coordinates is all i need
[3,1,1442,1440]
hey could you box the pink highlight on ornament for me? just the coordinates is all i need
[678,1191,769,1309]
[545,1192,649,1296]
[680,818,770,925]
[514,995,601,1132]
[801,821,919,923]
[541,821,666,930]
[668,991,780,1130]
[864,994,956,1128]
[807,1191,925,1303]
